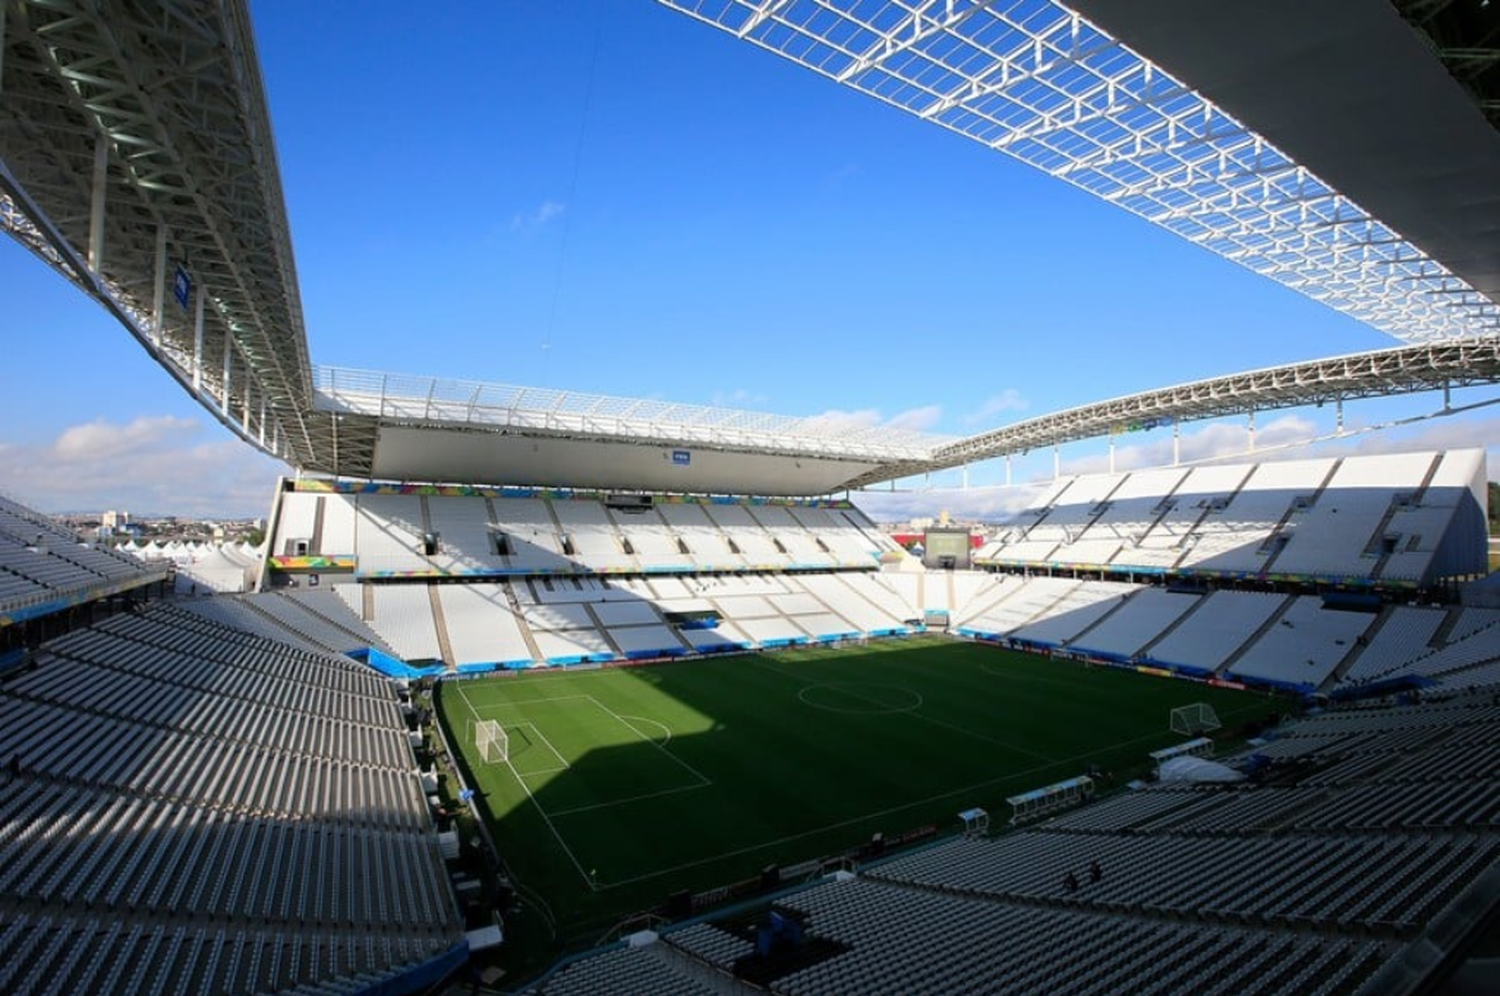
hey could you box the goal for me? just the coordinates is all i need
[475,720,508,764]
[1170,703,1222,737]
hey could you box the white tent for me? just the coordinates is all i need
[1158,756,1246,783]
[177,546,252,593]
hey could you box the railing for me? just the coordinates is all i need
[314,365,950,462]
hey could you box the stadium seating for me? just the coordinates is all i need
[974,450,1486,587]
[1145,590,1289,673]
[1227,597,1375,691]
[370,584,443,661]
[1069,587,1201,660]
[0,495,163,617]
[532,691,1499,995]
[265,483,900,580]
[0,605,463,994]
[437,583,534,668]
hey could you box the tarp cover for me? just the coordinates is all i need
[1158,756,1245,783]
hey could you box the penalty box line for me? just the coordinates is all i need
[454,683,596,890]
[586,695,713,789]
[505,721,570,775]
[465,690,713,855]
[533,697,714,819]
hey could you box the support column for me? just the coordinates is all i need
[1335,398,1344,436]
[1005,455,1012,488]
[221,332,232,416]
[961,465,969,490]
[151,226,167,342]
[242,377,252,432]
[258,397,267,447]
[192,291,206,392]
[1108,437,1116,475]
[88,135,109,271]
[1172,423,1181,466]
[1053,442,1061,480]
[1247,410,1256,453]
[1443,380,1451,411]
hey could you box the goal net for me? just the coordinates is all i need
[1170,703,1222,737]
[475,720,508,764]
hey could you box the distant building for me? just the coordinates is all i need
[102,510,131,531]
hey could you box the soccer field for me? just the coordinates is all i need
[438,637,1283,949]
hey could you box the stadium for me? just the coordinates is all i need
[2,2,1500,994]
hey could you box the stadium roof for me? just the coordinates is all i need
[308,365,953,495]
[3,0,1499,495]
[848,336,1500,488]
[0,0,316,466]
[1070,0,1500,321]
[663,0,1500,341]
[302,339,1500,494]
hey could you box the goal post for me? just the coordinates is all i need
[1170,702,1221,737]
[476,719,508,764]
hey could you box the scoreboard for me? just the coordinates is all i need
[923,528,972,570]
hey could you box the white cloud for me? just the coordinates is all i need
[887,404,943,432]
[510,199,566,233]
[803,404,943,435]
[1332,415,1500,460]
[962,389,1029,426]
[53,415,198,461]
[710,387,769,409]
[802,408,883,432]
[822,162,862,189]
[1060,415,1319,476]
[0,416,286,517]
[854,484,1045,524]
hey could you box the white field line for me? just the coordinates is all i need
[457,678,594,890]
[467,693,595,710]
[504,755,598,892]
[599,722,1208,891]
[753,652,1052,762]
[456,681,481,719]
[616,714,673,746]
[548,780,711,818]
[587,695,712,787]
[509,721,570,775]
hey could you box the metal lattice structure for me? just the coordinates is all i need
[3,0,1499,495]
[656,0,1500,341]
[845,336,1500,487]
[0,0,316,466]
[308,340,1500,490]
[316,366,949,464]
[1394,0,1500,131]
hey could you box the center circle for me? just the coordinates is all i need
[797,682,924,715]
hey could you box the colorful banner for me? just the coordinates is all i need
[269,555,357,571]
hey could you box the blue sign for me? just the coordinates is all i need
[671,449,691,466]
[459,789,475,802]
[172,264,192,308]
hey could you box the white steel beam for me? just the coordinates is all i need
[656,0,1499,342]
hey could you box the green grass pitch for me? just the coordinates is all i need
[438,636,1284,954]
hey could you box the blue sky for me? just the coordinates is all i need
[1,0,1495,518]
